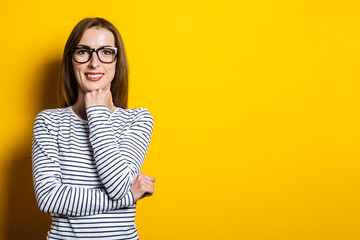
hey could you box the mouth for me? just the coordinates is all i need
[85,72,104,81]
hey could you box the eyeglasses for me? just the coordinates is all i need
[71,47,118,63]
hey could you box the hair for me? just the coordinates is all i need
[58,17,129,108]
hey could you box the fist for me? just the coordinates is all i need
[131,172,156,203]
[84,88,114,110]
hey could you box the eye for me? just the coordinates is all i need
[75,49,90,55]
[102,49,113,55]
[100,48,116,55]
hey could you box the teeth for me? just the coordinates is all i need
[87,74,103,78]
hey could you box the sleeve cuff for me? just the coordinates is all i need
[129,190,135,205]
[86,105,110,121]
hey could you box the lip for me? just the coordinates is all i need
[85,72,104,81]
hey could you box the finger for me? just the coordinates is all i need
[142,186,154,195]
[138,172,156,182]
[143,192,153,198]
[104,88,112,96]
[142,181,154,188]
[144,187,155,196]
[139,177,154,187]
[140,180,154,190]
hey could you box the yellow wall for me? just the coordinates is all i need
[1,0,360,239]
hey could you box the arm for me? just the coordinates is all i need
[87,106,154,200]
[32,112,135,217]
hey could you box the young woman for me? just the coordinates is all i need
[32,17,155,239]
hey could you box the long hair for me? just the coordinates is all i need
[58,17,128,108]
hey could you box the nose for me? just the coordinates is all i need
[88,51,101,68]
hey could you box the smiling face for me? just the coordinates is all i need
[72,27,116,95]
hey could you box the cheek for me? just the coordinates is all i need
[72,65,84,81]
[107,65,116,79]
[74,71,82,83]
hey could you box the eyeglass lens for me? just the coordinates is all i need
[73,48,116,63]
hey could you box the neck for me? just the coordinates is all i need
[72,96,88,120]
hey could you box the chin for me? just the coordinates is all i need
[82,82,102,91]
[78,78,112,92]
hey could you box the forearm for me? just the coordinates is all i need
[34,177,134,217]
[87,106,153,200]
[32,124,134,217]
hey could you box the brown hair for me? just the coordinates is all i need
[58,17,128,108]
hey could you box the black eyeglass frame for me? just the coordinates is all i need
[71,46,118,63]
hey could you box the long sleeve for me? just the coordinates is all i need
[32,112,134,217]
[87,106,154,200]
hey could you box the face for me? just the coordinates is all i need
[72,27,116,94]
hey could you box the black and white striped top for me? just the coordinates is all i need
[32,105,154,239]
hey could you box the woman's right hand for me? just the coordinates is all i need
[84,88,115,110]
[130,172,156,203]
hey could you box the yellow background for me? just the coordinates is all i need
[1,0,360,239]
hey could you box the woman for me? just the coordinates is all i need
[32,17,155,239]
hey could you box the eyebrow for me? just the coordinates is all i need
[76,44,114,48]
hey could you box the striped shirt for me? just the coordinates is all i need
[32,105,154,239]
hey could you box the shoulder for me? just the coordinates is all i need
[35,107,70,122]
[116,108,153,124]
[34,107,70,129]
[114,108,154,134]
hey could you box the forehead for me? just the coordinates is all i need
[78,27,115,47]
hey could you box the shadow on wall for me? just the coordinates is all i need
[5,59,60,239]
